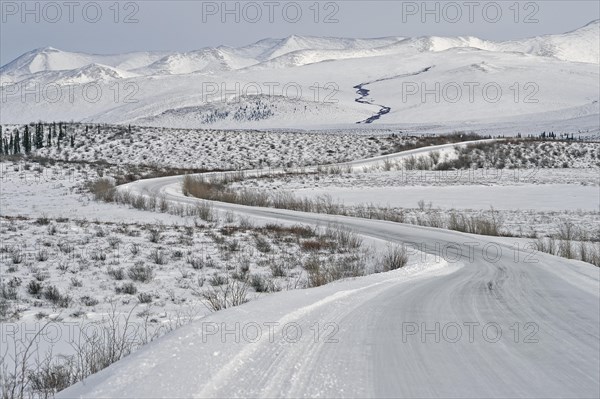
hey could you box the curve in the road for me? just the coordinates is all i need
[58,141,599,398]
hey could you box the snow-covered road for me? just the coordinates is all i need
[58,142,600,398]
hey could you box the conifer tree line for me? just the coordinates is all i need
[0,122,92,156]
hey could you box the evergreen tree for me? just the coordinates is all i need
[9,134,14,155]
[23,125,31,154]
[57,123,64,143]
[0,126,3,156]
[13,130,20,154]
[70,134,75,147]
[35,123,44,149]
[27,129,32,153]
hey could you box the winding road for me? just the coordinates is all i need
[59,142,599,398]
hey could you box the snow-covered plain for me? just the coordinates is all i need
[1,21,599,134]
[291,184,598,211]
[1,134,599,397]
[226,140,600,237]
[0,124,420,170]
[57,165,600,398]
[0,159,387,393]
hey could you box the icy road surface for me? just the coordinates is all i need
[59,142,600,398]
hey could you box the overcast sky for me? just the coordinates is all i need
[1,0,599,65]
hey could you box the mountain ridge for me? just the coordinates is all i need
[1,20,598,132]
[2,20,598,77]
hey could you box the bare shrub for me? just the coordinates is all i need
[58,242,74,254]
[149,249,167,265]
[249,274,277,293]
[557,220,577,259]
[1,283,18,300]
[35,215,51,226]
[195,201,215,222]
[129,243,140,256]
[303,252,366,288]
[47,224,58,235]
[326,225,363,251]
[132,195,148,210]
[199,279,249,312]
[225,210,235,223]
[159,196,170,213]
[429,150,441,165]
[301,239,332,253]
[269,258,289,278]
[107,267,125,280]
[583,242,600,267]
[146,195,157,211]
[36,250,49,262]
[254,235,272,253]
[90,248,106,261]
[147,227,162,243]
[404,155,417,170]
[11,250,23,265]
[70,277,83,287]
[116,282,138,295]
[107,236,121,249]
[43,285,71,308]
[536,236,558,256]
[187,256,204,270]
[80,295,99,307]
[303,256,327,287]
[447,209,503,236]
[239,216,253,229]
[27,280,43,297]
[382,245,408,271]
[137,292,153,304]
[88,178,116,202]
[27,359,76,397]
[33,270,49,282]
[209,274,227,286]
[128,262,154,283]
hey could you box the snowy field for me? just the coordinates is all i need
[9,135,596,332]
[1,130,599,398]
[291,184,597,211]
[0,124,448,170]
[0,141,413,395]
[235,166,599,211]
[228,141,600,238]
[0,156,390,321]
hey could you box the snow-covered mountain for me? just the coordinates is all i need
[0,47,167,78]
[1,20,598,133]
